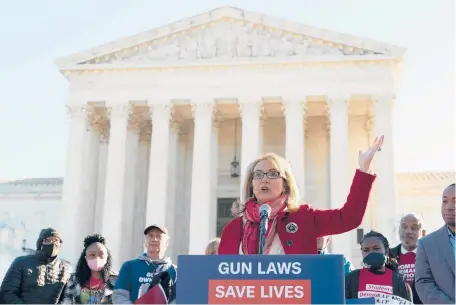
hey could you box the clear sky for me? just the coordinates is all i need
[0,0,454,179]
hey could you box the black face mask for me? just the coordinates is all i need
[363,252,386,270]
[41,244,60,258]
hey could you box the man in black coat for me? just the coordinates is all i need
[0,228,72,304]
[389,213,425,304]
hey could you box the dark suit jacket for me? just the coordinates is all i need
[389,244,422,304]
[415,226,455,304]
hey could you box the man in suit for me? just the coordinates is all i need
[390,213,425,304]
[415,183,455,304]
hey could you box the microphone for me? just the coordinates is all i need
[258,204,271,255]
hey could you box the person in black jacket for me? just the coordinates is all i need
[389,213,425,304]
[345,231,413,304]
[0,228,72,304]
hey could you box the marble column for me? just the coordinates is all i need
[210,120,220,239]
[373,95,397,243]
[174,132,189,257]
[93,134,108,234]
[239,99,262,199]
[327,96,351,257]
[166,121,180,260]
[145,103,172,227]
[101,103,130,269]
[132,123,151,257]
[78,117,100,238]
[189,101,214,254]
[60,102,89,265]
[120,121,139,263]
[283,98,306,200]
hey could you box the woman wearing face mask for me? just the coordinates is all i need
[219,136,383,255]
[345,231,412,303]
[62,234,117,304]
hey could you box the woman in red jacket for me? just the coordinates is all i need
[218,136,384,255]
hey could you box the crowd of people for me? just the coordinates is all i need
[0,135,454,304]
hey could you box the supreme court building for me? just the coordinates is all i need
[56,7,405,268]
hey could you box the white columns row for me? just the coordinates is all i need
[62,94,397,262]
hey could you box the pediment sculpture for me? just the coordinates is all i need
[82,21,379,64]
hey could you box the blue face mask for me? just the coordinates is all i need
[363,252,386,270]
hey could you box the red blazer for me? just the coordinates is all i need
[218,169,376,255]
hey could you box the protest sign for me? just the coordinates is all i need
[176,254,344,304]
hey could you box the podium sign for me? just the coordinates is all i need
[177,254,345,304]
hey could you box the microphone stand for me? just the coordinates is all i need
[258,212,268,255]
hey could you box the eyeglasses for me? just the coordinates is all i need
[252,170,281,180]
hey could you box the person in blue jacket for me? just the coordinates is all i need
[112,224,177,304]
[317,236,354,275]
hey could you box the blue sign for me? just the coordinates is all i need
[177,254,345,304]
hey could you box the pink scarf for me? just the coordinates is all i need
[241,194,288,255]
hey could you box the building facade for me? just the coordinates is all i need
[52,7,409,268]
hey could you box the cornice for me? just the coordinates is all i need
[60,57,400,77]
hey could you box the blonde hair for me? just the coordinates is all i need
[205,238,221,255]
[240,153,301,212]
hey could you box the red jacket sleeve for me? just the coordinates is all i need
[218,217,243,255]
[313,169,376,236]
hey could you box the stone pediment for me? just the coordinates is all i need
[56,7,405,67]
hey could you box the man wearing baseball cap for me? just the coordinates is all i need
[113,224,177,304]
[0,228,72,304]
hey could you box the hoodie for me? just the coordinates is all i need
[112,254,176,304]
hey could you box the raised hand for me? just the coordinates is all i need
[358,135,384,173]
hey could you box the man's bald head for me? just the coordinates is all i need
[398,212,425,251]
[401,213,425,227]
